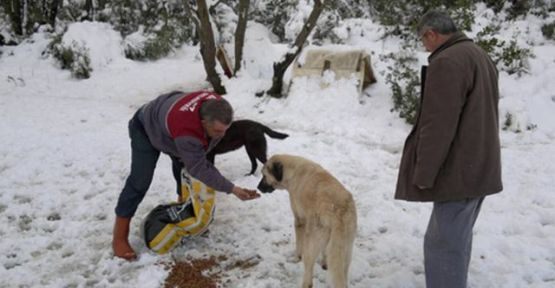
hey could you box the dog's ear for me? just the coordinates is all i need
[271,161,283,182]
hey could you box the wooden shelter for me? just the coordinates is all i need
[291,49,377,94]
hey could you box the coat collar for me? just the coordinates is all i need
[428,32,472,62]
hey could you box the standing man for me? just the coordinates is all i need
[395,10,503,287]
[113,90,260,260]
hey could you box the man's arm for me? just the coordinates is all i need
[174,136,260,200]
[175,136,234,193]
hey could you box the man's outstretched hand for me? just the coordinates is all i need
[232,186,260,201]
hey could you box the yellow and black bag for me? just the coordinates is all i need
[142,168,216,254]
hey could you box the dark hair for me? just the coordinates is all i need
[417,10,458,36]
[200,98,233,125]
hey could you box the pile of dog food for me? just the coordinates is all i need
[163,256,223,288]
[163,254,262,288]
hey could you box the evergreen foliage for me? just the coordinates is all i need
[371,0,542,123]
[209,1,237,44]
[251,0,297,42]
[381,52,420,125]
[369,0,476,39]
[108,0,194,61]
[542,21,555,40]
[311,0,370,44]
[48,33,92,79]
[475,24,534,76]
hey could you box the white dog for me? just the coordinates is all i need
[257,154,357,288]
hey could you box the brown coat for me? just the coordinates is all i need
[395,32,503,202]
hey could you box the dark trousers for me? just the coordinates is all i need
[424,196,485,288]
[115,110,183,218]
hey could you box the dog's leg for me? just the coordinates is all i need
[245,146,258,175]
[294,214,304,262]
[326,226,354,288]
[288,215,304,263]
[244,135,267,175]
[319,250,328,270]
[301,222,328,288]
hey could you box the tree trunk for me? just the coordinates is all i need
[48,0,60,28]
[84,0,94,20]
[266,0,324,98]
[5,0,24,36]
[185,0,226,94]
[233,0,250,75]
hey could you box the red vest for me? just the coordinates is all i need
[166,91,221,148]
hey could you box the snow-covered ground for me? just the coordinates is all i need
[1,12,555,288]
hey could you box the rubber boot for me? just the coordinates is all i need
[112,216,137,261]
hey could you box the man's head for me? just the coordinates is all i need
[417,10,458,52]
[200,98,233,139]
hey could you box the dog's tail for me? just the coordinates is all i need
[262,125,289,139]
[326,215,356,288]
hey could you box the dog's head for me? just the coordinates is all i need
[257,156,284,193]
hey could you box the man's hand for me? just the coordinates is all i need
[232,186,260,201]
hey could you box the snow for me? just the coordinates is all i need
[1,11,555,288]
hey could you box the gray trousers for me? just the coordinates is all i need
[424,196,485,288]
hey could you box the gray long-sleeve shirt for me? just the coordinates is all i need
[139,91,234,193]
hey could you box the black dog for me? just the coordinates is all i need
[207,119,288,175]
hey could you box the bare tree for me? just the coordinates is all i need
[233,0,250,75]
[184,0,226,94]
[266,0,324,98]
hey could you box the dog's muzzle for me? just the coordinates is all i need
[257,177,275,193]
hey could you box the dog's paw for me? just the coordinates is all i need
[286,252,302,263]
[319,260,327,270]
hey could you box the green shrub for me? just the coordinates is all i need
[114,0,193,61]
[370,0,476,39]
[251,0,297,42]
[476,25,534,76]
[382,52,421,125]
[542,21,555,40]
[48,35,92,79]
[502,112,513,131]
[498,40,534,76]
[70,49,92,79]
[124,26,179,61]
[502,112,524,133]
[475,24,503,54]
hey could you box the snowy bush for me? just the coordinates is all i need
[210,2,237,45]
[475,24,534,76]
[542,21,555,40]
[312,12,342,45]
[251,0,297,42]
[58,0,90,22]
[497,40,534,76]
[112,0,194,61]
[311,0,371,45]
[382,51,420,125]
[124,25,181,61]
[49,36,92,79]
[1,0,57,37]
[55,0,194,61]
[45,22,125,79]
[0,5,15,45]
[370,0,476,39]
[502,111,537,133]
